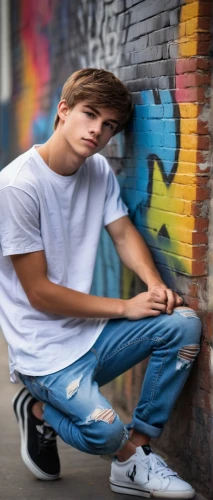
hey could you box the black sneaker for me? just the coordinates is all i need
[12,386,60,480]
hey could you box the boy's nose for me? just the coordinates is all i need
[89,122,102,136]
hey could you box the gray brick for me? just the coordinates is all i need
[124,12,131,29]
[137,63,153,78]
[130,45,163,64]
[130,0,181,25]
[124,35,149,53]
[127,11,170,41]
[158,75,170,89]
[169,42,179,59]
[126,0,133,7]
[113,0,126,14]
[120,29,128,44]
[163,44,170,59]
[118,13,125,30]
[134,35,149,51]
[169,8,180,26]
[125,76,159,92]
[131,92,143,104]
[120,52,131,65]
[149,26,179,46]
[138,59,176,78]
[119,65,138,80]
[127,23,140,42]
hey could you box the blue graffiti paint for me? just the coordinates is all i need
[121,89,178,222]
[0,101,10,170]
[91,226,121,298]
[32,89,62,144]
[92,89,180,296]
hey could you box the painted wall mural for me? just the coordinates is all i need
[10,0,209,305]
[93,0,209,301]
[11,0,122,152]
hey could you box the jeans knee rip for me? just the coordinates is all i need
[175,308,199,320]
[85,407,116,425]
[66,374,83,399]
[176,344,200,370]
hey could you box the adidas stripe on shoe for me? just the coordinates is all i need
[12,386,60,480]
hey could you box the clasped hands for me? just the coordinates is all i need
[148,282,183,315]
[123,281,183,321]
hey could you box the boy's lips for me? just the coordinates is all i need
[83,138,98,147]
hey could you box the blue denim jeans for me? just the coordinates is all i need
[19,307,201,456]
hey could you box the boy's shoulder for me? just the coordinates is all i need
[86,153,111,176]
[0,147,41,194]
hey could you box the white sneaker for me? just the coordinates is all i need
[110,445,195,498]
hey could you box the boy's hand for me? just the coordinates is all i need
[148,282,183,315]
[123,285,183,321]
[123,290,168,321]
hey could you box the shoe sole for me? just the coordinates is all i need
[12,386,60,481]
[109,479,195,499]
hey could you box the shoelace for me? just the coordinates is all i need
[147,453,177,480]
[36,423,57,451]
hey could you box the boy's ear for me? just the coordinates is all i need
[57,100,69,123]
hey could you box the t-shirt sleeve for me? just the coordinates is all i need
[0,186,44,256]
[103,168,128,227]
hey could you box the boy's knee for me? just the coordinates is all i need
[171,307,202,362]
[174,307,202,338]
[85,411,126,455]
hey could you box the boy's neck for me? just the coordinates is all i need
[36,132,86,176]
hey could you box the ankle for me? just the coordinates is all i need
[31,401,44,421]
[116,440,136,463]
[129,430,150,448]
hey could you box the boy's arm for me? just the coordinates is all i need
[106,215,183,314]
[10,250,168,320]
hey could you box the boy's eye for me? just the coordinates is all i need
[104,122,114,130]
[85,111,95,118]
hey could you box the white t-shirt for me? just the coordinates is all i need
[0,146,128,382]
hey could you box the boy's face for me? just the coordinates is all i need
[57,100,120,158]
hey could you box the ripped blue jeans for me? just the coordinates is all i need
[19,307,201,456]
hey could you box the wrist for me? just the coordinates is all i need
[147,279,166,290]
[141,270,164,290]
[118,299,126,318]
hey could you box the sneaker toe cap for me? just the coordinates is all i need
[167,476,194,493]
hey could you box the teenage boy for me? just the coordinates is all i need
[0,68,201,499]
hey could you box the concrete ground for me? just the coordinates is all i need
[0,333,207,500]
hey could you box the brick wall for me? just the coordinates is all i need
[4,0,213,496]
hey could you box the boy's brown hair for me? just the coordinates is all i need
[54,68,133,134]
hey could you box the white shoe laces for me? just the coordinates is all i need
[147,453,177,480]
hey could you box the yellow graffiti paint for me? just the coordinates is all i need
[179,103,199,119]
[15,43,38,150]
[146,155,196,274]
[178,1,198,58]
[181,1,199,22]
[151,180,197,201]
[122,266,135,300]
[151,194,194,215]
[181,119,197,135]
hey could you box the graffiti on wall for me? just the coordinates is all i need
[87,0,122,69]
[11,0,205,298]
[12,0,123,152]
[12,0,54,149]
[93,0,206,297]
